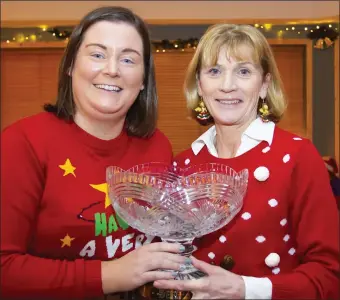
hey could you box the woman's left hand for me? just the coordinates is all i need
[153,256,246,299]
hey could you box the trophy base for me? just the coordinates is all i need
[138,282,192,300]
[138,266,205,300]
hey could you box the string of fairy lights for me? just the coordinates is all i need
[254,23,336,34]
[3,22,339,51]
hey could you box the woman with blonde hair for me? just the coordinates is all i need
[154,24,339,299]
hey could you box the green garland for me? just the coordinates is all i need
[47,28,199,50]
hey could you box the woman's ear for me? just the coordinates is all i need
[196,73,202,96]
[259,73,271,99]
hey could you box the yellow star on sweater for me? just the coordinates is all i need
[90,183,111,208]
[59,158,76,177]
[60,234,75,247]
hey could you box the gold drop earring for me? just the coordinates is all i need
[194,97,211,121]
[259,98,270,122]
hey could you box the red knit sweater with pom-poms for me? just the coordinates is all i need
[173,127,339,299]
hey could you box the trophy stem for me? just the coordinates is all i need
[160,238,205,280]
[161,238,195,257]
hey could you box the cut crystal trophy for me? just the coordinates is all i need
[106,162,248,298]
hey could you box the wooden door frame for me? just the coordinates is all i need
[268,39,313,140]
[334,39,339,169]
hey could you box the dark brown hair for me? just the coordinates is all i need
[44,6,157,137]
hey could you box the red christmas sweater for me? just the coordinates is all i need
[173,127,339,299]
[1,112,173,299]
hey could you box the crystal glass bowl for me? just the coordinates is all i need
[107,162,248,279]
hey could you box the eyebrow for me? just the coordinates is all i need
[85,43,107,50]
[235,61,255,66]
[122,48,141,57]
[85,43,141,56]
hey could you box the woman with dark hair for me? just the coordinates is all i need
[1,6,186,299]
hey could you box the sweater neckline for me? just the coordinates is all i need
[199,126,278,164]
[200,139,269,165]
[65,119,129,154]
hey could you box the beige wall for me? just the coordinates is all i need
[1,1,339,23]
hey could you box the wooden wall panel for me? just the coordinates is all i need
[1,44,308,155]
[40,49,64,105]
[273,45,306,138]
[154,52,201,155]
[1,50,40,128]
[1,49,63,129]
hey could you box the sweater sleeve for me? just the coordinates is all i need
[269,140,339,299]
[0,124,103,299]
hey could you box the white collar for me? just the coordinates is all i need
[191,117,275,156]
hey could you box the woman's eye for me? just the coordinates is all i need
[208,67,220,75]
[91,53,105,59]
[239,68,251,76]
[121,58,134,64]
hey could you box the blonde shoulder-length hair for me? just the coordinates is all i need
[184,23,287,122]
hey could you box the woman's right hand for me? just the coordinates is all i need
[101,242,187,294]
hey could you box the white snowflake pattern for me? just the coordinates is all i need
[241,212,251,220]
[283,154,290,163]
[255,235,266,243]
[262,146,271,153]
[219,235,227,243]
[280,218,287,226]
[288,248,296,255]
[283,234,290,242]
[268,199,278,207]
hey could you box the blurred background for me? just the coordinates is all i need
[1,1,339,167]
